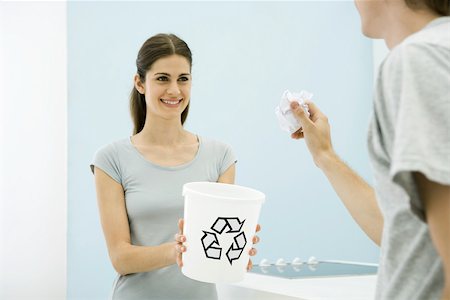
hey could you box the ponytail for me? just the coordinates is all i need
[130,87,146,135]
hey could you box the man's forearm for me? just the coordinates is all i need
[317,152,383,245]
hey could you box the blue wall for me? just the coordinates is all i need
[68,2,379,299]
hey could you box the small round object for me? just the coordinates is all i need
[275,258,287,266]
[292,257,303,265]
[259,258,271,267]
[307,256,318,265]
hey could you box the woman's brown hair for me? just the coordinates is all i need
[130,33,192,134]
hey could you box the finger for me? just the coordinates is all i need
[255,224,261,232]
[247,259,253,271]
[176,253,183,267]
[249,248,257,256]
[178,218,184,234]
[174,233,186,243]
[304,101,326,123]
[252,235,260,244]
[291,130,304,140]
[175,244,186,253]
[290,102,313,130]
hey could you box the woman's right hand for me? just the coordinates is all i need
[290,101,337,169]
[174,218,186,268]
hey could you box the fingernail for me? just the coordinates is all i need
[181,237,186,242]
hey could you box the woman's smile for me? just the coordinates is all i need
[160,98,183,107]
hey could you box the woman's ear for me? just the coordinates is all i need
[134,74,145,94]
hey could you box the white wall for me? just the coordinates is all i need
[0,2,67,299]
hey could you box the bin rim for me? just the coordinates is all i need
[183,181,265,204]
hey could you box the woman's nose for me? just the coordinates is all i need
[167,82,181,96]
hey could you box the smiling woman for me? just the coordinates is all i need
[130,34,192,135]
[90,33,257,300]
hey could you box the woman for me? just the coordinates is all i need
[91,33,259,300]
[290,1,449,299]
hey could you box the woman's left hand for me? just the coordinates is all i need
[175,218,186,268]
[247,224,261,271]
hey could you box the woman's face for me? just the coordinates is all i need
[136,54,191,122]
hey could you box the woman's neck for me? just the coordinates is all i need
[135,115,189,146]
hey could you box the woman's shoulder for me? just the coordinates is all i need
[93,137,131,158]
[90,138,130,178]
[198,136,236,170]
[199,136,233,151]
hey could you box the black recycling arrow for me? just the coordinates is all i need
[211,217,245,234]
[201,231,221,260]
[226,232,247,265]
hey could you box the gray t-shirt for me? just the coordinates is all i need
[91,136,237,300]
[368,17,450,300]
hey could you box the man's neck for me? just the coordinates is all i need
[383,7,441,49]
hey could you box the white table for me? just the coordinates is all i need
[217,272,377,300]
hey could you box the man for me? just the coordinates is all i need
[291,1,449,299]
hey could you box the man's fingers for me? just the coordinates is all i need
[291,130,304,139]
[290,102,313,130]
[303,101,325,123]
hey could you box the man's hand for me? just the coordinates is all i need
[290,101,335,169]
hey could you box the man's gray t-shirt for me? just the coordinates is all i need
[368,17,450,300]
[91,136,236,300]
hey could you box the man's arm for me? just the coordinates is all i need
[291,101,383,245]
[415,172,450,300]
[318,152,383,245]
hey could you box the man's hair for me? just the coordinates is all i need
[405,0,450,16]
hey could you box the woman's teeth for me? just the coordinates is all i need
[161,99,182,105]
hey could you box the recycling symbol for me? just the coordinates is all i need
[201,217,247,265]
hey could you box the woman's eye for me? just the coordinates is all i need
[178,77,189,82]
[156,76,168,81]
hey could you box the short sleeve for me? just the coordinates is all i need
[389,43,450,217]
[90,143,122,184]
[219,143,237,175]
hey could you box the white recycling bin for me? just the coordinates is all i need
[181,182,265,283]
